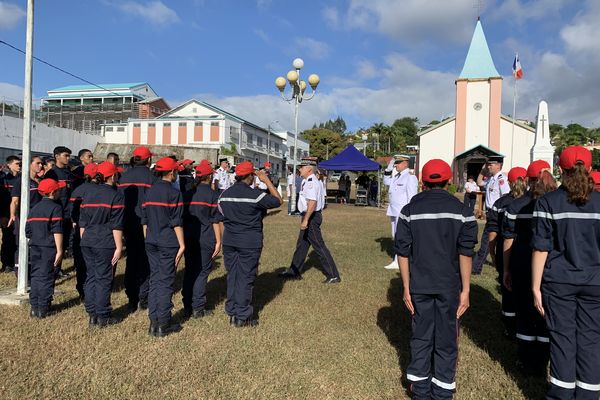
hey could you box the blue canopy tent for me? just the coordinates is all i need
[318,144,382,206]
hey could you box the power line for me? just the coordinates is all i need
[0,39,124,97]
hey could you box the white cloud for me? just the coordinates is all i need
[355,59,378,80]
[294,37,331,60]
[117,1,179,26]
[322,6,339,28]
[0,82,25,102]
[0,1,25,30]
[253,28,271,45]
[494,0,576,24]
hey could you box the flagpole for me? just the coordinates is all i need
[510,57,518,168]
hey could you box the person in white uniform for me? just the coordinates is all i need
[383,155,418,270]
[212,159,231,193]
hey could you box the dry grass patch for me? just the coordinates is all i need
[0,203,546,399]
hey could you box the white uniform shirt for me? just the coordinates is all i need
[384,168,418,217]
[213,167,231,190]
[297,173,324,213]
[464,181,480,193]
[484,171,510,209]
[286,173,294,198]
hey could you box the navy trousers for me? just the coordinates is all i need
[495,251,515,336]
[29,245,56,310]
[543,283,600,400]
[146,243,177,324]
[82,247,114,318]
[1,226,16,268]
[289,211,340,279]
[182,244,214,312]
[223,245,261,321]
[407,292,460,400]
[124,223,150,306]
[72,226,87,297]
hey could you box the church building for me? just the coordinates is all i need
[417,19,536,187]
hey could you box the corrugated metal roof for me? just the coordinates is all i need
[48,82,148,92]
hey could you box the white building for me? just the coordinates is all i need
[102,99,286,176]
[271,130,310,169]
[418,19,536,187]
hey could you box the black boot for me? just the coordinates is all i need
[192,309,214,319]
[37,307,49,319]
[232,317,259,328]
[148,321,159,337]
[97,316,118,328]
[30,307,37,318]
[155,321,182,337]
[88,315,98,328]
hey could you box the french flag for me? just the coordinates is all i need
[512,53,523,80]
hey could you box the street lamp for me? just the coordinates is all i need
[267,120,279,164]
[274,58,320,213]
[361,132,368,155]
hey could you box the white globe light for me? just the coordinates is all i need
[287,70,299,84]
[308,74,320,89]
[292,58,304,69]
[275,76,286,91]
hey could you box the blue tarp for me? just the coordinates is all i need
[318,144,381,171]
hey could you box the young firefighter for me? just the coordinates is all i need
[396,159,477,399]
[182,160,222,318]
[532,146,600,400]
[69,162,98,300]
[142,157,185,337]
[502,160,556,374]
[79,162,124,328]
[25,179,65,318]
[486,166,528,338]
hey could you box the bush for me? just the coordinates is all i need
[447,183,457,194]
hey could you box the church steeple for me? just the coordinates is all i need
[459,20,500,79]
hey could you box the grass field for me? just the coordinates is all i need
[0,203,547,399]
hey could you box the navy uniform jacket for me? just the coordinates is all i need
[218,182,281,249]
[11,175,42,210]
[0,173,18,218]
[532,187,600,286]
[79,184,125,249]
[183,183,223,249]
[395,189,478,294]
[487,194,515,263]
[25,197,63,247]
[179,173,194,194]
[118,165,156,223]
[69,181,95,225]
[502,193,536,276]
[44,166,75,219]
[71,165,85,190]
[141,180,184,248]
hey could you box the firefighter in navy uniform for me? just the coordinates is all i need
[178,159,195,193]
[118,146,156,311]
[68,162,98,300]
[218,161,282,327]
[502,159,556,374]
[26,179,65,319]
[1,155,21,273]
[142,157,186,337]
[473,156,510,274]
[532,146,600,400]
[395,159,477,400]
[279,157,341,283]
[79,162,124,328]
[487,166,528,338]
[182,160,222,318]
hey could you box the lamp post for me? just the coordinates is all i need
[361,132,368,155]
[275,58,320,213]
[267,120,279,164]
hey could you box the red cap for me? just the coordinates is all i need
[421,159,452,183]
[133,146,152,159]
[97,161,123,178]
[507,167,527,182]
[527,160,551,178]
[180,159,195,166]
[38,179,66,195]
[235,161,255,176]
[264,161,272,168]
[195,162,214,177]
[590,171,600,187]
[198,159,212,166]
[83,162,98,177]
[155,157,183,172]
[559,146,592,170]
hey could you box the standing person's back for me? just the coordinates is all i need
[395,159,477,399]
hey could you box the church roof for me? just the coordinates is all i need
[458,19,500,79]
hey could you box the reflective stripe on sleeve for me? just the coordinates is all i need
[536,336,550,343]
[501,311,516,317]
[576,381,600,391]
[533,211,600,220]
[219,192,267,204]
[505,212,533,220]
[431,377,456,390]
[549,376,576,389]
[399,213,475,223]
[406,374,429,382]
[516,333,536,341]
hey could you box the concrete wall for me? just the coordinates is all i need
[94,143,219,165]
[0,115,104,158]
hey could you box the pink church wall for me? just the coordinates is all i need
[454,80,468,154]
[488,78,502,151]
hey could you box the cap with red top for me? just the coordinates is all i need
[97,161,123,178]
[83,162,98,177]
[590,171,600,187]
[235,161,255,176]
[180,159,195,166]
[527,160,551,178]
[133,146,153,160]
[38,179,66,195]
[421,159,452,183]
[155,157,183,172]
[559,145,592,170]
[195,162,214,177]
[507,167,527,182]
[264,161,272,168]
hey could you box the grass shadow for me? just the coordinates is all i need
[253,268,286,318]
[375,236,395,258]
[376,276,412,396]
[51,294,82,314]
[461,283,547,400]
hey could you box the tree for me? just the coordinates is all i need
[300,128,346,160]
[391,117,419,146]
[317,116,347,134]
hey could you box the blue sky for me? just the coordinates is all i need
[0,0,597,132]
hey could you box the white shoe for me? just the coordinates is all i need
[383,260,399,270]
